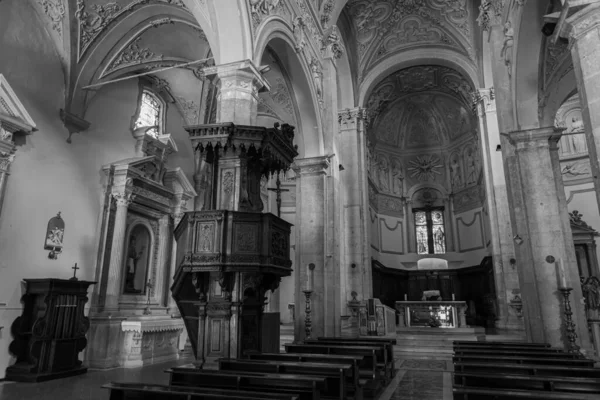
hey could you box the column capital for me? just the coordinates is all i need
[565,3,600,43]
[204,59,271,94]
[112,191,135,207]
[338,107,369,127]
[292,156,331,176]
[506,126,565,148]
[0,150,15,172]
[475,87,496,116]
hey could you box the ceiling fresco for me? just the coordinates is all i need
[344,0,475,79]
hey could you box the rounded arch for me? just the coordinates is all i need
[252,19,324,157]
[358,48,479,107]
[203,0,253,63]
[406,182,449,200]
[540,69,578,127]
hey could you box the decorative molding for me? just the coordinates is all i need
[476,0,504,31]
[295,0,323,50]
[0,74,37,135]
[338,107,369,126]
[38,0,66,36]
[456,210,485,252]
[249,0,287,32]
[271,78,295,116]
[408,155,443,182]
[106,37,164,74]
[320,0,335,27]
[175,97,199,125]
[379,218,404,255]
[76,0,189,60]
[321,25,344,59]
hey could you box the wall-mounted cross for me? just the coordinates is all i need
[69,263,79,281]
[267,173,289,217]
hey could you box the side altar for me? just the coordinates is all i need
[171,122,298,366]
[395,300,468,328]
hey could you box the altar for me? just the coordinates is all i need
[395,301,468,328]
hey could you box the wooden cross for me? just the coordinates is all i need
[69,263,79,281]
[267,173,290,217]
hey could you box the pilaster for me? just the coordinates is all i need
[292,156,330,340]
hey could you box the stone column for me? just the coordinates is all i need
[338,108,371,308]
[153,216,171,308]
[566,5,600,215]
[293,156,330,341]
[104,191,134,311]
[204,60,270,126]
[507,127,591,350]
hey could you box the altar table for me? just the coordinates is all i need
[395,301,468,328]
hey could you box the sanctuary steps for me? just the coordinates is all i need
[394,326,485,359]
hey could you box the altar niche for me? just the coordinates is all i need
[123,223,153,295]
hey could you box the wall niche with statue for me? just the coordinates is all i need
[122,221,155,296]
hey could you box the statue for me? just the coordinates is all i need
[466,150,477,184]
[378,156,390,192]
[434,226,445,253]
[125,235,146,293]
[500,21,514,77]
[292,17,306,52]
[450,156,463,189]
[581,276,600,313]
[391,159,403,195]
[310,57,323,100]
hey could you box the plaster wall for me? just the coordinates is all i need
[0,1,194,379]
[369,206,490,271]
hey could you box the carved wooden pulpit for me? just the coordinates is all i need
[171,122,297,366]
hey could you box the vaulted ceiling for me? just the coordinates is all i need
[367,65,476,151]
[343,0,475,82]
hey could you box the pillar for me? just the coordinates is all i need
[104,191,134,310]
[475,87,522,332]
[293,156,330,341]
[507,127,591,350]
[0,143,15,220]
[566,5,600,216]
[204,60,270,126]
[338,108,371,308]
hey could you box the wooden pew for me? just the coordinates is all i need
[317,336,396,345]
[284,343,381,383]
[102,382,299,400]
[166,367,327,400]
[453,354,595,367]
[453,348,585,359]
[453,386,600,399]
[453,341,550,348]
[217,359,352,400]
[454,372,600,394]
[246,352,367,389]
[453,361,600,378]
[304,338,395,379]
[454,344,565,353]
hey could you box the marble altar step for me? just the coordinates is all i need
[394,327,485,360]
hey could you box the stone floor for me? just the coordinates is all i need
[378,358,453,400]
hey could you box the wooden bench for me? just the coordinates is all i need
[454,344,565,353]
[217,359,353,400]
[453,354,595,367]
[453,341,550,348]
[166,367,327,400]
[246,352,368,388]
[102,382,300,400]
[454,372,600,394]
[304,338,395,379]
[453,348,585,359]
[453,385,600,399]
[453,362,600,378]
[284,343,381,383]
[317,336,396,345]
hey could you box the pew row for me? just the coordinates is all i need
[102,382,300,400]
[166,367,327,400]
[453,386,600,399]
[454,372,600,394]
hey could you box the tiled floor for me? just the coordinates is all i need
[378,358,453,400]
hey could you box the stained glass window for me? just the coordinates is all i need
[414,208,446,255]
[134,90,161,138]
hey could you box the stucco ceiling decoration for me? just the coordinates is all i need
[105,37,164,74]
[76,0,190,61]
[368,65,475,149]
[346,0,473,73]
[38,0,67,37]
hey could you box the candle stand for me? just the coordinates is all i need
[559,287,580,353]
[303,290,313,339]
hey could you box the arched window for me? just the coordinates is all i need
[134,90,163,138]
[414,208,446,255]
